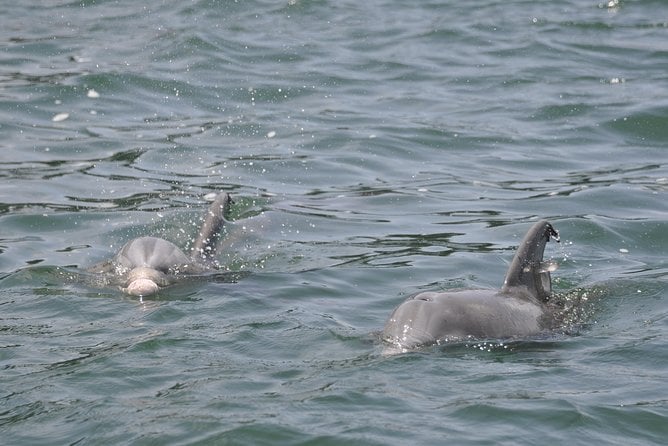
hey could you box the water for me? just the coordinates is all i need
[1,0,667,444]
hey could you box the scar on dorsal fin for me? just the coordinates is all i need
[191,192,234,262]
[501,220,560,302]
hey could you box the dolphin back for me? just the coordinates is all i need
[501,220,559,302]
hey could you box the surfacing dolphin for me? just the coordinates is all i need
[89,192,233,297]
[382,220,560,351]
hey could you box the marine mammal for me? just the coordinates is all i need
[382,220,560,351]
[90,192,233,296]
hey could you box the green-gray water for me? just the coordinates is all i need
[1,1,666,444]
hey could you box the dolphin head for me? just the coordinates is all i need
[115,237,192,273]
[121,266,170,297]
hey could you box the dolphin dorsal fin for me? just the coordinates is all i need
[501,220,559,302]
[191,192,233,262]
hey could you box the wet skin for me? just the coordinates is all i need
[90,192,233,296]
[382,220,560,350]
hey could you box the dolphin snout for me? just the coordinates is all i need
[122,267,169,297]
[125,278,160,296]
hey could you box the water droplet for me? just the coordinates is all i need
[52,112,69,122]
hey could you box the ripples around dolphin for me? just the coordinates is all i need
[1,0,667,444]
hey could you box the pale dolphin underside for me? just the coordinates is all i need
[382,220,560,350]
[89,192,233,296]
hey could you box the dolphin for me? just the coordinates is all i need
[382,220,560,351]
[89,192,233,297]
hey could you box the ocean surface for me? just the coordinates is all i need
[1,0,667,444]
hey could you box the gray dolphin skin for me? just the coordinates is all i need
[382,220,560,351]
[90,192,233,297]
